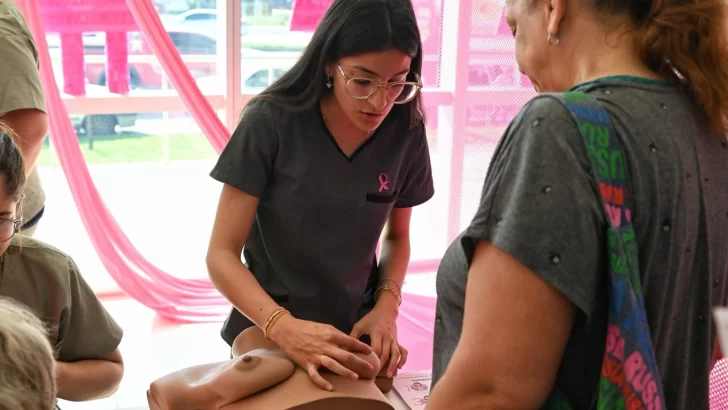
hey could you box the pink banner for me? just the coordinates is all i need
[39,0,137,96]
[289,0,330,32]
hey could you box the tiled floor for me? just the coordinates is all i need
[57,298,412,410]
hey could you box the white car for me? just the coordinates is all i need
[195,54,298,94]
[166,9,249,36]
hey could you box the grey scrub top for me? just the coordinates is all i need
[210,99,434,345]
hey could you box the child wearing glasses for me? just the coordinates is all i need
[207,0,433,392]
[0,123,124,405]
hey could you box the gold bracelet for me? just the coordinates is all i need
[264,310,289,340]
[262,307,286,339]
[375,285,402,306]
[380,278,402,292]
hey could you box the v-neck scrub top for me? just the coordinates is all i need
[211,100,435,345]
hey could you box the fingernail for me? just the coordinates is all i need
[351,373,358,380]
[327,385,333,391]
[387,372,392,377]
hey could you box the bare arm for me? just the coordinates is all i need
[56,348,124,401]
[375,207,412,310]
[206,184,281,328]
[1,109,48,174]
[426,241,575,410]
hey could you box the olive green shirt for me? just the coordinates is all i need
[0,236,123,361]
[0,0,47,228]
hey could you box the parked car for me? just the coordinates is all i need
[166,9,249,36]
[69,86,138,136]
[61,83,137,136]
[70,109,137,136]
[51,63,137,135]
[195,54,297,94]
[85,29,219,90]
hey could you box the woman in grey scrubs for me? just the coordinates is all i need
[207,0,434,391]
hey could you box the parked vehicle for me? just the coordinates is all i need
[169,9,249,35]
[84,29,218,90]
[195,55,297,94]
[51,61,138,135]
[68,84,138,136]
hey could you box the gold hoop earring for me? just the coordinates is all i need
[547,32,560,46]
[326,75,333,88]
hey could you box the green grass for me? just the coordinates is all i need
[241,41,306,52]
[37,133,217,166]
[245,15,290,26]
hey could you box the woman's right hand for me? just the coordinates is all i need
[268,315,375,390]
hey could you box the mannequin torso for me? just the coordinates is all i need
[148,327,394,410]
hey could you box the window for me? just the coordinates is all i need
[184,13,217,21]
[272,68,288,82]
[168,32,217,54]
[244,69,271,88]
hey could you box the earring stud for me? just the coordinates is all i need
[547,32,560,46]
[326,75,333,88]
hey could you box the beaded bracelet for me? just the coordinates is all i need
[263,307,288,340]
[375,285,402,306]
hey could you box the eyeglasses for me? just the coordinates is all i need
[336,63,422,104]
[0,219,21,242]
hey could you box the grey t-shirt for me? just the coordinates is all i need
[211,100,434,345]
[432,77,728,409]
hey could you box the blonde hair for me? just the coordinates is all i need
[0,297,56,410]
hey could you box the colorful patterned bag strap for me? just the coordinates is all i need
[541,91,667,410]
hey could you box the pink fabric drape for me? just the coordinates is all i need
[124,0,229,153]
[21,0,230,322]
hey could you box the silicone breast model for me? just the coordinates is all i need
[147,327,396,410]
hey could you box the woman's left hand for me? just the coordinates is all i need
[350,299,408,377]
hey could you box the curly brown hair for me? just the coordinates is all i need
[596,0,728,133]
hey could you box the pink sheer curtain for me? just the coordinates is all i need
[21,0,230,322]
[124,0,229,153]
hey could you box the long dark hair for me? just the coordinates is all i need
[0,122,25,202]
[250,0,424,128]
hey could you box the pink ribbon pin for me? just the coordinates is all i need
[378,173,389,192]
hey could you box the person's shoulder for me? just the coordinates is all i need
[240,98,278,122]
[503,94,582,149]
[232,99,284,144]
[242,97,305,120]
[483,93,590,180]
[9,236,77,280]
[517,94,575,124]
